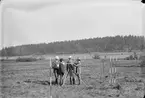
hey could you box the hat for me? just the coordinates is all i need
[60,58,63,62]
[69,56,72,59]
[55,56,59,60]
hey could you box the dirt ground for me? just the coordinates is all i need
[1,59,145,98]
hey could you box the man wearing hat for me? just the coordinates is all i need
[74,57,81,85]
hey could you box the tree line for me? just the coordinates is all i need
[0,35,145,56]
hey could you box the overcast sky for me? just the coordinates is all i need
[0,0,144,49]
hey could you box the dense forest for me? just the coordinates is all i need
[0,35,145,56]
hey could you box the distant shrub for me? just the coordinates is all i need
[0,58,15,62]
[139,55,145,60]
[133,52,138,60]
[0,59,5,61]
[124,55,134,60]
[93,54,100,59]
[139,56,145,67]
[124,52,139,60]
[38,57,45,60]
[16,57,37,62]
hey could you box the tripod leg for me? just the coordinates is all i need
[77,74,80,85]
[62,72,68,86]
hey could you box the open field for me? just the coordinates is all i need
[1,57,145,98]
[1,51,144,60]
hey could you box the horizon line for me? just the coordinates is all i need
[1,34,144,50]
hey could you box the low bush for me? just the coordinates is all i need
[93,54,100,59]
[124,55,134,60]
[38,57,45,60]
[16,57,37,62]
[0,58,15,62]
[139,56,145,67]
[139,55,145,60]
[0,59,5,61]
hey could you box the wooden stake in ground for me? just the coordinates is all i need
[109,56,114,85]
[49,58,52,98]
[109,56,112,84]
[79,61,89,87]
[109,56,117,84]
[113,57,117,84]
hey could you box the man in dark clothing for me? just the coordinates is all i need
[66,56,75,85]
[58,58,65,86]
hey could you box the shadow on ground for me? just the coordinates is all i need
[23,79,57,85]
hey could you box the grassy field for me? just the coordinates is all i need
[1,51,142,60]
[1,56,145,98]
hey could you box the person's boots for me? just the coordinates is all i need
[55,79,56,84]
[73,78,75,85]
[55,78,58,85]
[59,81,61,86]
[70,78,72,85]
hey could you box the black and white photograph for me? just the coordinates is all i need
[0,0,145,98]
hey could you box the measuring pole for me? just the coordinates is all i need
[102,58,105,82]
[112,57,116,84]
[115,57,117,72]
[109,56,112,84]
[49,58,52,98]
[109,56,114,84]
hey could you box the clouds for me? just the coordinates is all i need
[0,0,144,48]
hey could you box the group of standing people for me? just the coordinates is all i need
[51,56,81,86]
